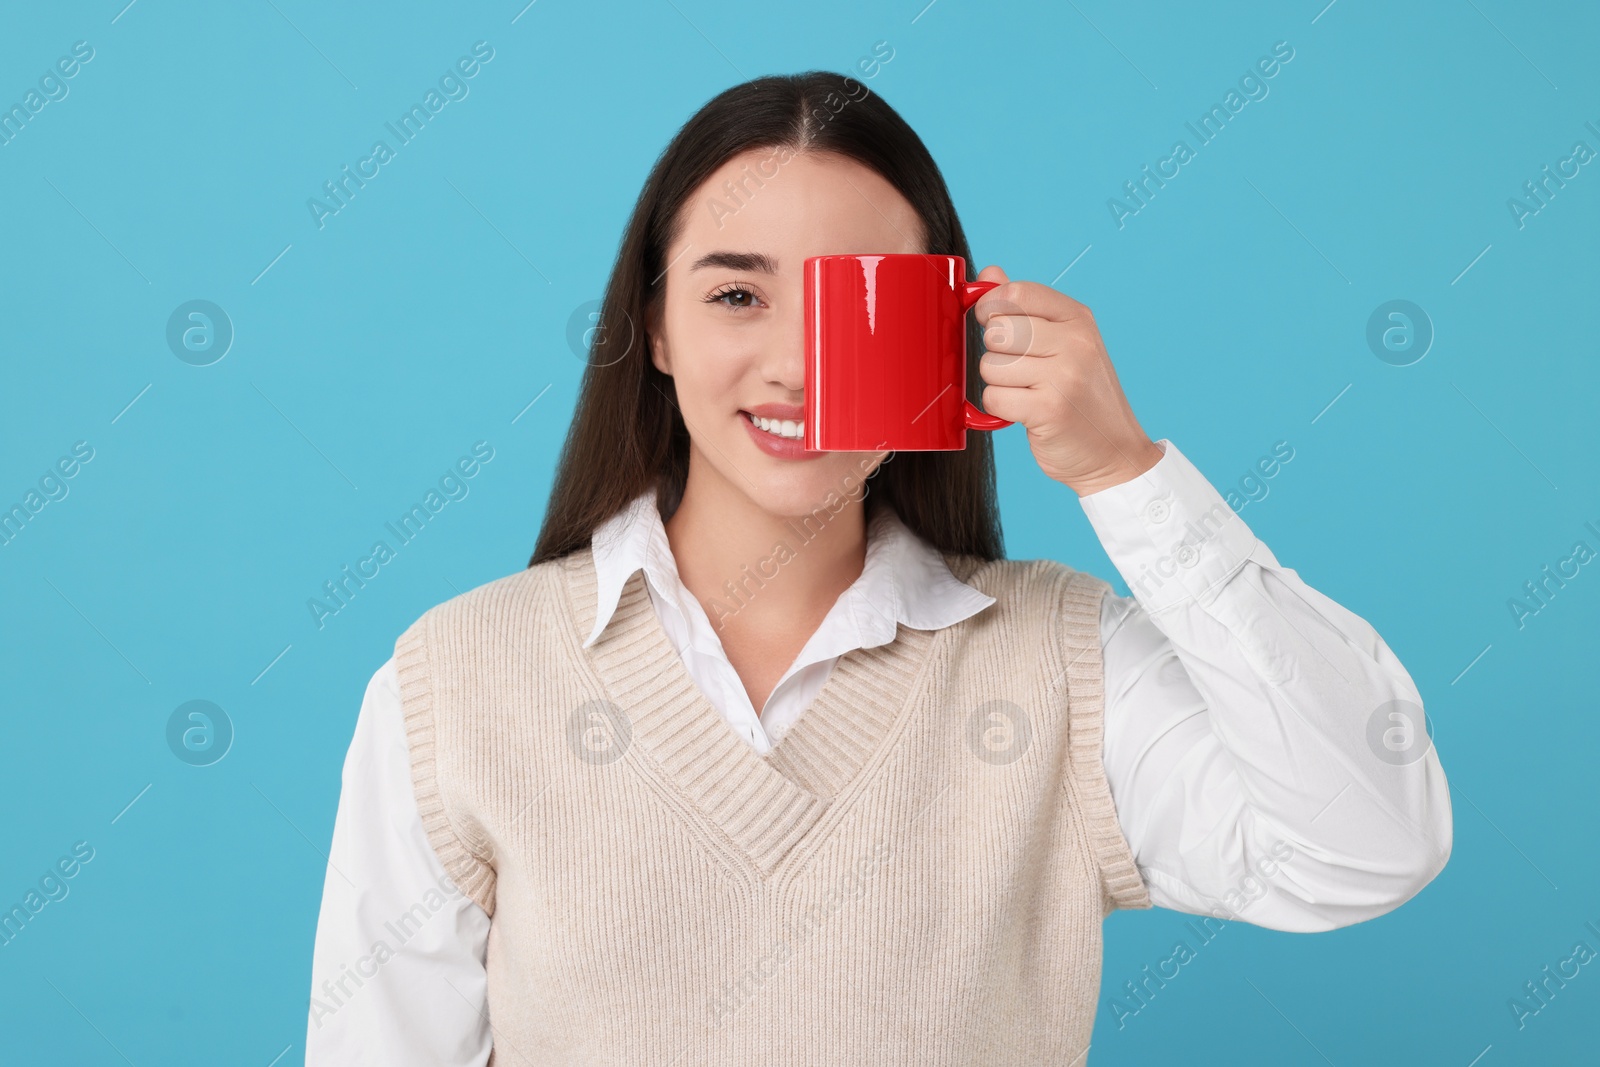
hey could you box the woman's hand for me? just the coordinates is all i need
[971,264,1165,497]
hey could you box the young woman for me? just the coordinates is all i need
[307,71,1451,1064]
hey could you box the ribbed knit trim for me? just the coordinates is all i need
[563,546,939,877]
[1055,568,1152,914]
[395,615,499,916]
[394,546,1146,920]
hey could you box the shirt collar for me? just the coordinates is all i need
[582,485,997,650]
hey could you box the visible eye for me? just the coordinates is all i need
[704,283,762,311]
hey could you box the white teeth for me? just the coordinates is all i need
[747,412,804,440]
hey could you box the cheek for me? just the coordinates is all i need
[672,325,755,412]
[680,356,744,415]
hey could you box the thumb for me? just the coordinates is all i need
[976,264,1008,284]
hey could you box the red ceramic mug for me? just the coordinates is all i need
[803,253,1013,451]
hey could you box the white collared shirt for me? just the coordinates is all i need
[581,470,1000,754]
[307,439,1452,1065]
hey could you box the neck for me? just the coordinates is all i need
[664,449,868,640]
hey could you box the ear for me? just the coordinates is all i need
[646,300,670,376]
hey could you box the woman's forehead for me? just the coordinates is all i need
[674,150,924,264]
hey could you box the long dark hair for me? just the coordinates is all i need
[529,70,1005,567]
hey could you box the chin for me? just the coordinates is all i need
[744,462,876,524]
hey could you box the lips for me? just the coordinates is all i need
[742,411,804,440]
[742,403,805,420]
[738,407,820,460]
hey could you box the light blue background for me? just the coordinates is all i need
[2,1,1595,1063]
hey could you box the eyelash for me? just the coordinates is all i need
[703,283,763,311]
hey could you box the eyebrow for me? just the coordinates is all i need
[688,251,778,273]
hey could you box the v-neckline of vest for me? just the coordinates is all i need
[564,544,943,876]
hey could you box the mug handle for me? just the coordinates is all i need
[959,279,1013,431]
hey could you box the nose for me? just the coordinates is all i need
[758,293,806,395]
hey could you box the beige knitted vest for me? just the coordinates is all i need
[396,541,1150,1065]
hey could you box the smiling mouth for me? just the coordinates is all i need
[742,411,805,440]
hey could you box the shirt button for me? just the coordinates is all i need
[1175,544,1199,568]
[1145,499,1170,524]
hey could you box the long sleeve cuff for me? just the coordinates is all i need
[1078,439,1263,615]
